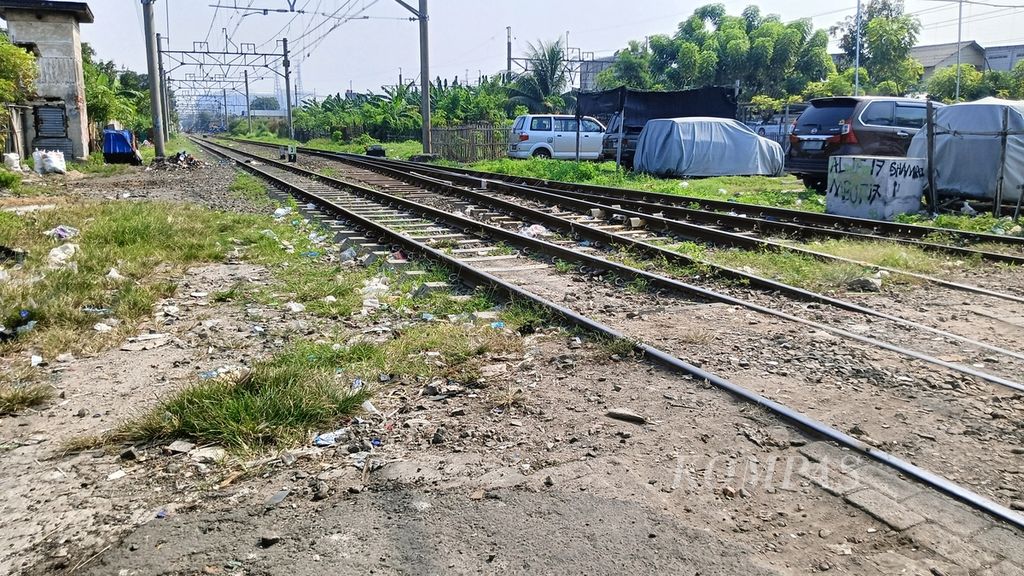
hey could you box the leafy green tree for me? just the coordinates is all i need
[830,0,907,68]
[250,96,280,110]
[864,14,922,95]
[0,30,36,103]
[927,64,985,102]
[597,4,832,97]
[508,39,568,113]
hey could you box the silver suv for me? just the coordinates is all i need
[508,114,606,160]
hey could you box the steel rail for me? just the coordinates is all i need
[199,138,1024,393]
[226,137,1024,248]
[196,136,1024,532]
[306,150,1024,370]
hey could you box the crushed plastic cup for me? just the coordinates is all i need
[43,225,79,240]
[490,321,506,329]
[313,427,350,447]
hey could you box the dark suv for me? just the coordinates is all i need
[786,96,938,191]
[601,112,642,167]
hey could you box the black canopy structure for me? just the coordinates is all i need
[576,86,738,128]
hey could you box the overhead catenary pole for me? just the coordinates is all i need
[854,0,862,96]
[956,0,964,101]
[393,0,431,153]
[156,33,170,141]
[283,38,294,140]
[507,26,513,83]
[419,0,431,154]
[223,88,228,131]
[142,0,165,158]
[244,69,252,134]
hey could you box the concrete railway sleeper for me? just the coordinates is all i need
[194,136,1024,532]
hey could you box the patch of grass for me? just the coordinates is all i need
[0,168,20,192]
[231,134,424,160]
[708,247,870,291]
[228,173,272,206]
[318,167,340,178]
[499,299,553,333]
[599,335,639,358]
[802,239,973,274]
[464,157,821,212]
[553,259,573,274]
[117,343,372,452]
[0,382,52,414]
[140,134,200,164]
[0,199,350,358]
[69,153,128,176]
[897,212,1024,236]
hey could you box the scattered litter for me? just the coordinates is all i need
[361,400,381,416]
[0,268,8,284]
[717,188,727,194]
[339,247,358,262]
[106,469,126,481]
[43,225,79,240]
[149,150,204,171]
[370,438,383,447]
[308,231,328,243]
[106,268,125,281]
[190,291,208,298]
[960,201,978,216]
[16,320,36,335]
[273,207,293,219]
[421,312,435,321]
[162,305,180,316]
[284,301,305,313]
[301,251,320,258]
[264,489,290,509]
[33,150,66,175]
[56,352,75,363]
[190,446,226,463]
[164,440,195,454]
[489,321,506,329]
[520,224,550,238]
[679,181,689,188]
[351,378,365,391]
[82,306,112,315]
[30,354,43,367]
[155,509,168,519]
[313,428,350,447]
[3,152,22,172]
[47,243,79,269]
[120,333,169,352]
[606,407,647,425]
[323,295,337,303]
[93,322,114,333]
[260,229,278,240]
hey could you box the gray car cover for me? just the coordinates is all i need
[907,97,1024,202]
[634,117,785,177]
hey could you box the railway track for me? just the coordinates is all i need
[219,139,1024,383]
[196,136,1024,532]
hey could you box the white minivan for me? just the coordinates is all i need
[507,114,606,160]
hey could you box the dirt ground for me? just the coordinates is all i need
[2,155,1022,576]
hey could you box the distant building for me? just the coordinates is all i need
[985,44,1024,72]
[911,41,987,82]
[579,56,617,93]
[0,0,94,159]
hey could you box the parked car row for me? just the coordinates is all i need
[508,96,937,190]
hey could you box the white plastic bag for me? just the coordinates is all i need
[3,153,21,172]
[33,150,67,175]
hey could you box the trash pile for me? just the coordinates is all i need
[148,150,205,171]
[32,150,67,175]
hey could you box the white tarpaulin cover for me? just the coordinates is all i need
[908,97,1024,202]
[634,117,785,177]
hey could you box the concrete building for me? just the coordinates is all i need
[984,44,1024,72]
[0,0,93,159]
[579,56,616,93]
[910,41,987,83]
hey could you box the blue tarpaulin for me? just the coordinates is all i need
[102,129,134,155]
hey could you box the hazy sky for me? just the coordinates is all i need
[15,0,1024,97]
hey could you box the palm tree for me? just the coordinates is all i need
[509,39,569,113]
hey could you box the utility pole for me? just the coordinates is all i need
[283,37,294,140]
[507,26,512,83]
[142,0,165,158]
[156,33,170,141]
[418,0,431,153]
[393,0,431,153]
[854,0,862,96]
[244,69,252,134]
[399,67,403,86]
[223,88,228,131]
[955,0,963,100]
